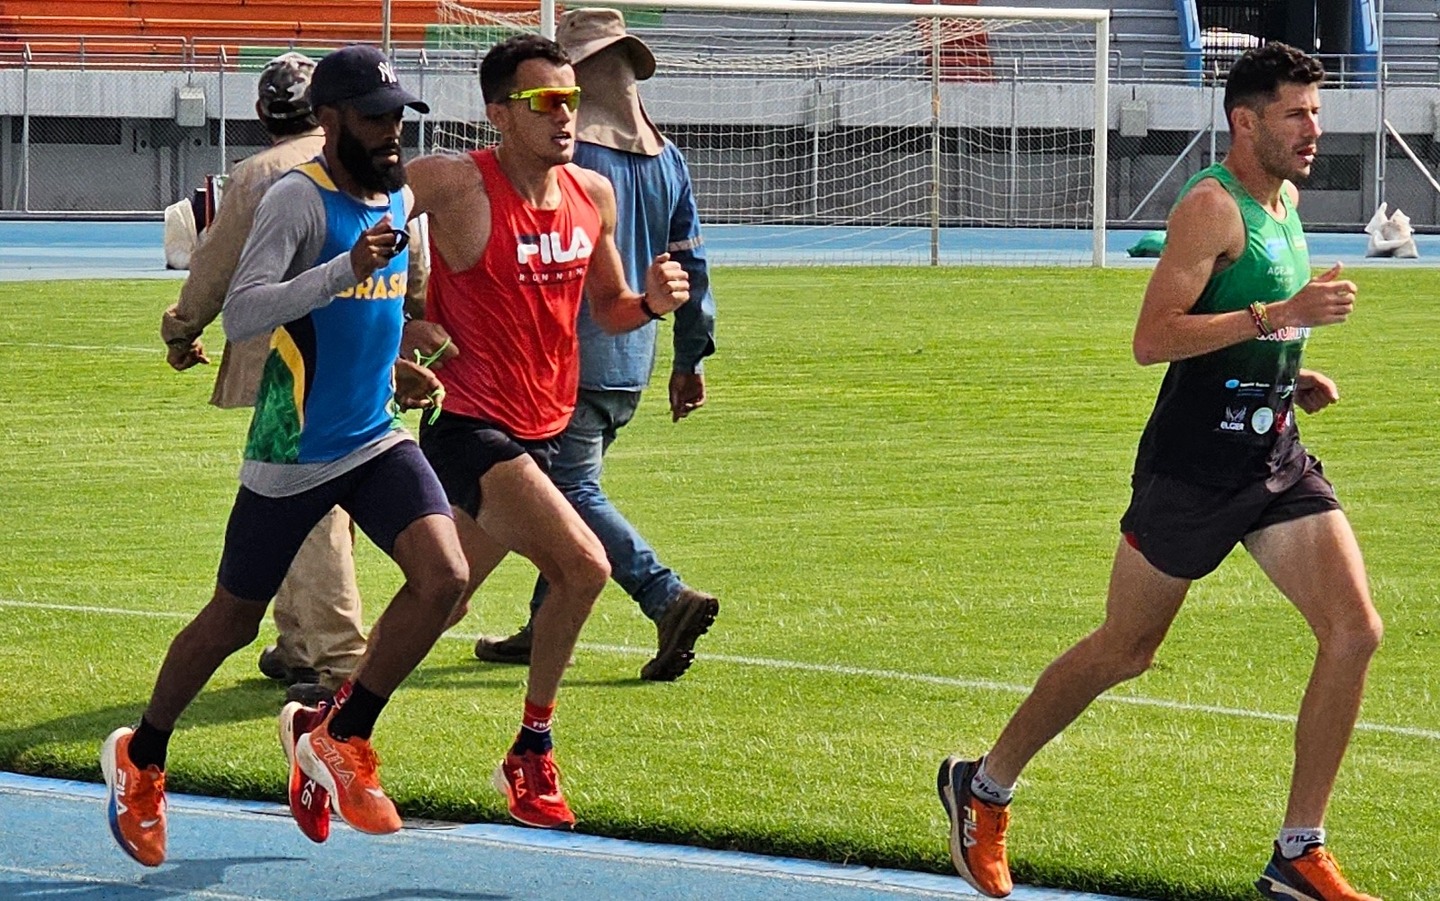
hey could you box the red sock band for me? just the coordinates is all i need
[332,680,354,708]
[522,700,555,733]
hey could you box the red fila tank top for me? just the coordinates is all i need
[426,147,602,439]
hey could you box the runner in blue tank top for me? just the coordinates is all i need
[938,44,1381,901]
[100,46,469,866]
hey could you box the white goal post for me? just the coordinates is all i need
[432,0,1110,266]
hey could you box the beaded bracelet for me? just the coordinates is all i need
[1248,301,1275,337]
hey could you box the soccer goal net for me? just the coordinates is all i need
[430,0,1109,266]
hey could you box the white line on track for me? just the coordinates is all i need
[0,863,289,901]
[4,597,1438,742]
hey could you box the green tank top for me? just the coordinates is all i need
[1133,164,1313,486]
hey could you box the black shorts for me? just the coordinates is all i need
[1120,453,1341,580]
[419,411,563,517]
[217,440,452,602]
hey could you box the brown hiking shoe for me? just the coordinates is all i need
[640,588,719,681]
[474,625,533,665]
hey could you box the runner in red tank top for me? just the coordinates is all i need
[425,146,600,439]
[404,33,690,830]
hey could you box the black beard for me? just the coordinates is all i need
[338,127,406,193]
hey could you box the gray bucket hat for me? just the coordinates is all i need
[556,8,657,80]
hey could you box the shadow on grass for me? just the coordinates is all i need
[0,679,287,783]
[403,661,653,691]
[394,799,1260,901]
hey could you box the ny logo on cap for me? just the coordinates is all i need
[377,61,398,84]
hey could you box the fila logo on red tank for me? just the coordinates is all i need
[515,228,593,285]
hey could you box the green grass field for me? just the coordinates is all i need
[1,267,1436,900]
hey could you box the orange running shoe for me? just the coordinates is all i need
[278,701,332,843]
[100,726,167,867]
[493,748,576,830]
[296,708,401,835]
[937,756,1013,898]
[1257,842,1382,901]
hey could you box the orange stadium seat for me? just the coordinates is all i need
[0,0,533,44]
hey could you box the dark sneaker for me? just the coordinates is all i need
[493,748,575,830]
[258,645,292,682]
[1257,842,1381,901]
[285,680,334,706]
[278,701,331,843]
[640,588,719,682]
[937,756,1013,898]
[475,625,533,665]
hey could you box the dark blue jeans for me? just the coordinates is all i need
[529,388,683,622]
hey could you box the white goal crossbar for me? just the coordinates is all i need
[436,0,1112,266]
[576,0,1107,22]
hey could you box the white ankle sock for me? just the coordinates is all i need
[1278,827,1325,859]
[970,758,1014,806]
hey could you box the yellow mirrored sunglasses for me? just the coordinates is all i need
[506,86,581,113]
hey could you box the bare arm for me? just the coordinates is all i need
[1295,368,1340,414]
[405,153,460,220]
[572,166,689,334]
[402,208,428,321]
[1135,179,1358,366]
[1132,180,1253,365]
[406,152,493,276]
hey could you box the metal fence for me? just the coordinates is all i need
[1108,54,1440,229]
[1,35,1438,228]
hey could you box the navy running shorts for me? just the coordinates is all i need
[217,440,452,602]
[419,411,563,518]
[1119,453,1341,580]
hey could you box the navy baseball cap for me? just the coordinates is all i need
[310,45,430,115]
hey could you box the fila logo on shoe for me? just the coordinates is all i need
[114,769,129,815]
[512,768,527,799]
[318,740,355,787]
[962,808,980,848]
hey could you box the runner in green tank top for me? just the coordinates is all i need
[937,44,1381,901]
[1133,161,1315,486]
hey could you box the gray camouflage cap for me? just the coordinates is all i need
[257,52,316,121]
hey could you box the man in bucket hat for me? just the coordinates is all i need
[473,7,721,684]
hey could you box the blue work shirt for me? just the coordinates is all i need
[572,141,716,391]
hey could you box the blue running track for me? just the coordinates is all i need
[2,220,1437,280]
[0,773,1140,901]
